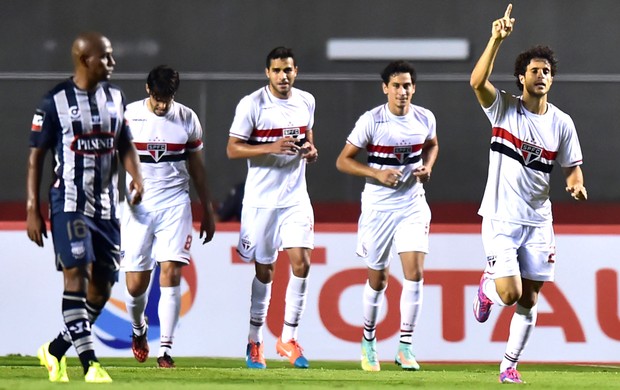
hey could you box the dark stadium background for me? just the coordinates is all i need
[3,0,619,223]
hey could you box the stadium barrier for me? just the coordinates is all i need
[3,221,619,363]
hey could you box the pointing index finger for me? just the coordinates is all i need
[504,3,513,18]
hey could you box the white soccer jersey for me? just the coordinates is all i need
[125,99,203,212]
[479,89,583,225]
[347,103,436,211]
[229,86,315,208]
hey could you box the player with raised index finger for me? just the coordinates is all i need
[470,3,587,384]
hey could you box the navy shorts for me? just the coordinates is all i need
[50,212,120,283]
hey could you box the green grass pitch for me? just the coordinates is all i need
[1,355,618,389]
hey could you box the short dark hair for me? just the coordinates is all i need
[266,46,296,69]
[513,45,558,91]
[146,65,180,99]
[380,60,417,85]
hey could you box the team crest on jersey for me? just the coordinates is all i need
[393,146,412,163]
[31,110,45,132]
[147,143,167,162]
[520,142,543,165]
[486,255,497,268]
[106,102,118,118]
[283,127,301,138]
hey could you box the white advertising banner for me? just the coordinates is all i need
[2,223,619,363]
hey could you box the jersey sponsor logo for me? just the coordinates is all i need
[31,110,45,132]
[147,143,167,162]
[520,142,543,165]
[69,105,81,121]
[394,146,413,164]
[283,127,301,138]
[71,132,115,155]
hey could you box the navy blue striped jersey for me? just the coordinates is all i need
[29,78,132,220]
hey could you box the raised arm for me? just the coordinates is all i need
[470,3,515,108]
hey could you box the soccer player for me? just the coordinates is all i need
[26,32,144,383]
[122,65,216,368]
[470,4,587,384]
[227,46,318,369]
[336,60,439,372]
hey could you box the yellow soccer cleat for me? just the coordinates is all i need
[84,361,113,383]
[37,342,69,382]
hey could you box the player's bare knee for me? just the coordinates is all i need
[498,290,521,306]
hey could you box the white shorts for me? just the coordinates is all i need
[121,202,193,272]
[481,218,556,282]
[356,201,431,271]
[237,202,314,264]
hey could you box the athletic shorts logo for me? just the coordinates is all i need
[394,146,412,163]
[147,143,167,162]
[521,142,542,165]
[71,241,86,259]
[486,255,497,268]
[241,237,251,251]
[31,110,45,132]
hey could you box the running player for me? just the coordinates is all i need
[27,32,144,383]
[336,60,438,372]
[227,46,318,369]
[470,4,587,384]
[122,65,215,368]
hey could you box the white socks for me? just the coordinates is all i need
[125,286,148,335]
[362,281,386,341]
[500,303,538,372]
[281,274,308,342]
[158,285,181,357]
[248,277,272,343]
[400,279,423,344]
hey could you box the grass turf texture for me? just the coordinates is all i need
[1,355,618,389]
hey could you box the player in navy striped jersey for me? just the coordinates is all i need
[27,32,143,383]
[227,47,318,369]
[122,65,216,368]
[336,60,438,372]
[470,4,587,384]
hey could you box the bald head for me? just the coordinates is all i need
[71,32,115,90]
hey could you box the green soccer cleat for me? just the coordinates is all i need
[395,342,420,371]
[84,361,113,383]
[37,342,69,382]
[361,338,380,372]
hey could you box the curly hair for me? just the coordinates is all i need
[380,60,417,85]
[513,45,558,91]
